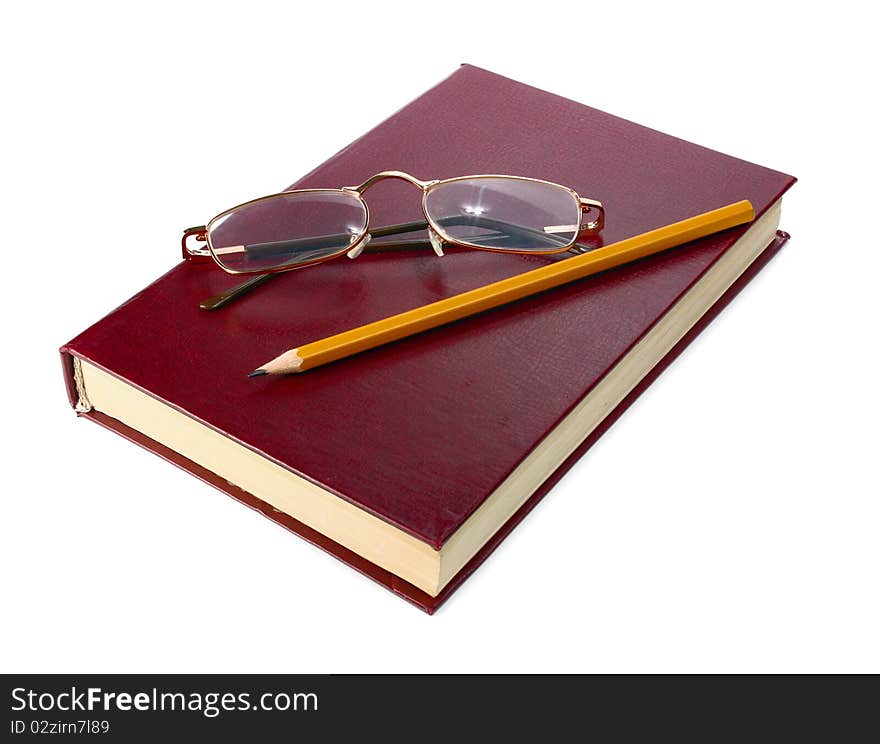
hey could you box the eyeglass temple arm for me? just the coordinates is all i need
[191,228,444,311]
[194,205,605,310]
[193,220,441,310]
[197,230,443,310]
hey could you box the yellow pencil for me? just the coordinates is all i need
[249,200,754,377]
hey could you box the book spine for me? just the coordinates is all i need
[59,348,82,411]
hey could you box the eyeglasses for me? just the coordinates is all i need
[182,171,604,309]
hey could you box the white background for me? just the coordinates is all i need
[2,1,877,673]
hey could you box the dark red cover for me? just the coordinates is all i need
[61,65,795,612]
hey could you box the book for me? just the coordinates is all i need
[60,64,796,612]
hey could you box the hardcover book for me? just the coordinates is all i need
[60,64,796,612]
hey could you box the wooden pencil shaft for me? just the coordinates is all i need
[264,200,755,374]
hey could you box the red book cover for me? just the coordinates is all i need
[61,64,796,612]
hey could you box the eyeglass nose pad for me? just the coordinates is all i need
[428,227,445,257]
[347,232,371,259]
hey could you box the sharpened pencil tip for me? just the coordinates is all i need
[248,368,268,378]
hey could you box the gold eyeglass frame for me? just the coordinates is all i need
[182,171,604,309]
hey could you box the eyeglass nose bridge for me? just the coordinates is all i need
[343,171,446,258]
[346,170,439,195]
